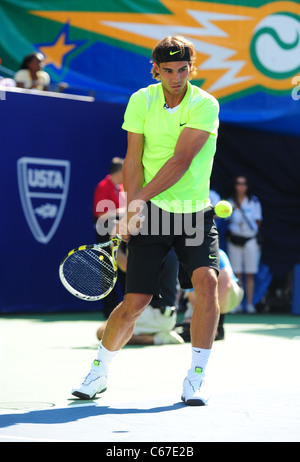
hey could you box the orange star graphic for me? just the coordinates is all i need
[38,26,77,70]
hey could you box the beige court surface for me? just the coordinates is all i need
[0,312,299,443]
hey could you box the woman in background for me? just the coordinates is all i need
[14,52,50,91]
[226,176,262,313]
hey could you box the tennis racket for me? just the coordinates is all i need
[59,235,121,301]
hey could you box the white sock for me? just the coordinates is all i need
[188,347,211,379]
[96,341,119,371]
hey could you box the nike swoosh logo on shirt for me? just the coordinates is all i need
[209,255,217,259]
[180,123,187,126]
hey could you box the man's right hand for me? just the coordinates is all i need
[117,200,146,242]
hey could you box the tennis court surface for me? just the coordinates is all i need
[0,313,299,443]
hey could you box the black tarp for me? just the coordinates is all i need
[211,123,300,278]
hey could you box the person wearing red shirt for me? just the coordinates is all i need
[93,157,126,241]
[93,157,126,317]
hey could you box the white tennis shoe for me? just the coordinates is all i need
[72,359,108,400]
[181,376,209,406]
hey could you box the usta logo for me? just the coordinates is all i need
[28,169,65,189]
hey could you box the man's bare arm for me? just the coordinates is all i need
[122,132,144,205]
[134,127,210,204]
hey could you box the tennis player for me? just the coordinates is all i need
[72,35,220,406]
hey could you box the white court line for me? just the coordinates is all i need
[0,401,100,414]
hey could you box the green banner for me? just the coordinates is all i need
[1,0,299,134]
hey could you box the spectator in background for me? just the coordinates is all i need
[209,188,222,235]
[14,52,50,91]
[226,175,262,313]
[94,157,126,242]
[209,189,221,207]
[178,249,244,340]
[0,77,15,87]
[93,157,126,318]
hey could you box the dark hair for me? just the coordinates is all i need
[109,157,124,175]
[151,35,197,80]
[19,52,45,70]
[231,175,251,203]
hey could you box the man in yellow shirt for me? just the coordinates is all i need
[72,36,220,406]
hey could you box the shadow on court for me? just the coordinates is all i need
[0,401,185,429]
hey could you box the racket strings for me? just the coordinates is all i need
[62,248,115,298]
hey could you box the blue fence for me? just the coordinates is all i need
[292,265,300,316]
[0,88,127,313]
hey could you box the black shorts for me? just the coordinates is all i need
[125,202,219,296]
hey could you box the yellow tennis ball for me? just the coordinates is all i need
[214,200,233,218]
[99,255,104,261]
